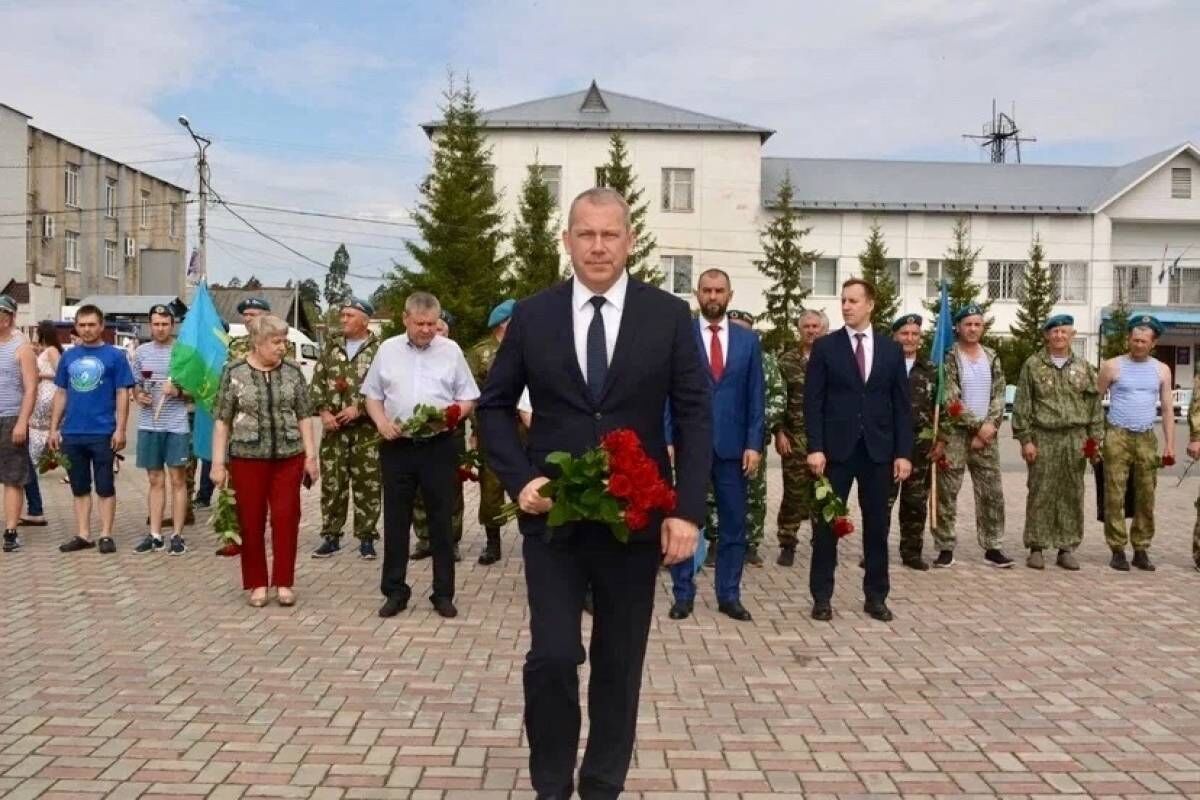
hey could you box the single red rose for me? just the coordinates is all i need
[1162,454,1176,467]
[832,516,855,537]
[625,508,650,531]
[608,473,634,498]
[334,377,349,394]
[1082,438,1100,459]
[947,400,964,418]
[936,455,950,471]
[660,488,678,512]
[444,404,463,429]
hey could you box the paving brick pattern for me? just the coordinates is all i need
[2,438,1200,798]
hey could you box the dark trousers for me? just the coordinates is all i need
[24,452,43,517]
[810,438,892,605]
[380,435,456,603]
[669,456,747,604]
[523,525,660,800]
[196,459,214,504]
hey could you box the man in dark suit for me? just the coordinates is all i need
[666,269,764,622]
[478,187,712,800]
[805,278,913,623]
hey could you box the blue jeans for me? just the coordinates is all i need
[61,435,117,498]
[670,457,748,604]
[24,451,43,517]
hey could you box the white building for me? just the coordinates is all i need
[422,82,1200,385]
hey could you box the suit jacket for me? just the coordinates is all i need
[804,327,913,464]
[477,278,713,540]
[666,321,765,461]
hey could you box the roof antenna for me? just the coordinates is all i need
[963,100,1036,163]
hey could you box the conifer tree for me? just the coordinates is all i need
[924,217,990,323]
[857,222,900,333]
[596,133,660,285]
[1010,235,1056,359]
[757,174,818,353]
[324,244,352,309]
[510,161,564,299]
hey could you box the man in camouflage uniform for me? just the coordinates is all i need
[773,308,829,567]
[1097,314,1174,571]
[310,298,382,560]
[1011,315,1103,571]
[1187,371,1200,574]
[413,309,464,562]
[887,313,938,570]
[933,304,1014,568]
[466,299,514,565]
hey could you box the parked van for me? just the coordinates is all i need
[228,324,320,382]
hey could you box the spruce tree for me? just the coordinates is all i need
[857,222,900,333]
[596,133,660,285]
[324,244,352,309]
[1102,301,1132,359]
[510,161,565,299]
[924,217,990,323]
[1009,235,1056,362]
[757,174,817,353]
[378,76,509,346]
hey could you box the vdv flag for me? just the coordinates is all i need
[930,280,953,406]
[169,281,228,460]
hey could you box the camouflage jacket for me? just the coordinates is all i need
[763,351,785,447]
[465,335,501,389]
[942,342,1006,434]
[1191,372,1200,443]
[227,335,250,362]
[310,332,380,416]
[776,346,809,449]
[908,356,936,434]
[1011,348,1103,445]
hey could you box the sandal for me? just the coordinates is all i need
[248,588,268,607]
[276,588,296,607]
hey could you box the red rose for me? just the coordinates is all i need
[608,473,633,498]
[654,485,677,512]
[832,516,855,537]
[625,508,650,531]
[936,455,950,471]
[1162,454,1176,467]
[444,404,463,429]
[947,400,964,418]
[334,377,349,394]
[1082,438,1099,459]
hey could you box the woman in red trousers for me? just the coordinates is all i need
[211,314,318,607]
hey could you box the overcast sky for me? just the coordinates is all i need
[3,0,1197,298]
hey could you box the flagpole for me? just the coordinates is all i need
[929,402,940,529]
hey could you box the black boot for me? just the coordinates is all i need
[777,545,795,567]
[478,527,502,565]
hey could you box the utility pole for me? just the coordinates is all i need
[178,116,211,282]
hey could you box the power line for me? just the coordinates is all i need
[221,200,419,228]
[0,156,193,169]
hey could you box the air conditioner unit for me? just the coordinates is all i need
[41,215,55,240]
[906,260,924,275]
[125,237,137,259]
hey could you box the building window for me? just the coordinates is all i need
[1169,266,1200,304]
[65,164,79,208]
[661,168,694,212]
[141,190,151,228]
[594,166,609,188]
[1072,336,1087,360]
[883,258,902,289]
[801,258,839,296]
[105,179,117,218]
[104,240,118,278]
[65,231,80,272]
[660,255,693,295]
[529,164,561,207]
[170,204,179,238]
[1171,167,1192,199]
[926,259,943,297]
[1050,261,1088,304]
[987,260,1026,300]
[1114,264,1151,303]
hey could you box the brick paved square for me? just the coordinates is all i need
[2,435,1199,798]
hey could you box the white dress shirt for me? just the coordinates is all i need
[517,386,532,414]
[844,324,874,379]
[698,316,729,369]
[905,356,915,377]
[572,272,627,380]
[361,333,480,422]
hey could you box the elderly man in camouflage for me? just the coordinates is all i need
[772,308,829,567]
[933,304,1014,569]
[311,298,382,560]
[1012,315,1103,571]
[1097,315,1174,572]
[1188,372,1200,573]
[467,299,515,565]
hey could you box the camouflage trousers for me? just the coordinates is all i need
[416,430,466,544]
[1192,493,1200,567]
[478,461,506,529]
[933,431,1005,552]
[1023,426,1087,552]
[319,423,381,541]
[704,453,767,549]
[1103,426,1158,551]
[776,451,813,547]
[887,453,930,559]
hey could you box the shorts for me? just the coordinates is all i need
[61,435,116,498]
[0,416,30,486]
[137,431,191,471]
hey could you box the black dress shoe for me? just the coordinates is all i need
[901,556,931,571]
[667,600,693,620]
[811,602,833,621]
[378,596,408,617]
[717,600,752,621]
[432,597,458,618]
[864,601,894,622]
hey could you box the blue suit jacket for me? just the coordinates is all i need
[804,327,913,464]
[667,321,765,462]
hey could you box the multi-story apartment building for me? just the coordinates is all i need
[424,82,1200,385]
[0,102,189,324]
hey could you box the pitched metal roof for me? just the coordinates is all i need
[422,81,773,141]
[208,286,313,331]
[762,144,1198,215]
[78,294,184,316]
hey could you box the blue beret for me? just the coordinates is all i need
[1043,314,1074,331]
[0,295,16,315]
[148,304,174,320]
[953,303,984,324]
[1128,314,1163,336]
[343,297,374,317]
[727,309,755,324]
[487,299,516,328]
[236,297,271,314]
[891,313,922,332]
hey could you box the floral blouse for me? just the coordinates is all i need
[215,359,314,459]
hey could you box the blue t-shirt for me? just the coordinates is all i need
[55,343,136,436]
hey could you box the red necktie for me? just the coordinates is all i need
[709,324,724,381]
[854,332,866,381]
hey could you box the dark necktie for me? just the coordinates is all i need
[855,332,866,381]
[586,296,608,401]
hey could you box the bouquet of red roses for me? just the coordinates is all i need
[397,403,463,438]
[811,475,855,537]
[37,448,72,474]
[494,428,676,542]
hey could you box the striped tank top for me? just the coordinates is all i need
[1107,355,1159,432]
[0,334,25,417]
[957,350,992,419]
